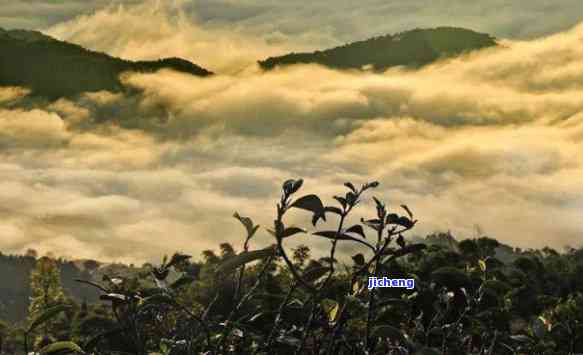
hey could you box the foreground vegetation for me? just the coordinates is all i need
[1,179,583,355]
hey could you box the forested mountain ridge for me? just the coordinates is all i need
[0,233,514,325]
[0,26,497,99]
[0,253,138,323]
[0,251,197,324]
[3,230,583,354]
[0,27,212,99]
[258,27,497,71]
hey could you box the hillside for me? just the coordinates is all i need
[0,253,146,323]
[0,28,212,99]
[0,232,514,324]
[0,251,202,325]
[259,27,497,71]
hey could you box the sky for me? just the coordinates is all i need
[1,0,583,263]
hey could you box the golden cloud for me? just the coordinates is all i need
[3,15,583,263]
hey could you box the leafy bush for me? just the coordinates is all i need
[6,179,583,355]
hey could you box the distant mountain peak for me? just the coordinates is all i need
[258,26,497,71]
[0,27,55,42]
[0,28,212,99]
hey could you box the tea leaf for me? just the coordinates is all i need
[27,304,70,334]
[345,225,366,239]
[39,341,84,355]
[478,259,487,272]
[217,246,275,274]
[282,227,307,238]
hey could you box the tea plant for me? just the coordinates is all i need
[18,179,583,355]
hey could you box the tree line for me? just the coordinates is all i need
[1,179,582,354]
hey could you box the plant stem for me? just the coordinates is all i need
[219,254,275,352]
[295,297,318,355]
[265,282,297,349]
[234,234,253,303]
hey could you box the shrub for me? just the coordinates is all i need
[13,179,583,355]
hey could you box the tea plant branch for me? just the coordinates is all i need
[320,184,367,290]
[234,235,252,304]
[365,217,388,353]
[219,252,276,352]
[321,185,375,355]
[264,280,298,349]
[171,299,213,351]
[276,233,317,294]
[325,301,349,355]
[308,204,353,354]
[487,330,499,355]
[202,292,220,322]
[294,297,318,355]
[320,211,348,289]
[74,279,109,293]
[273,194,317,294]
[441,307,469,354]
[233,212,259,303]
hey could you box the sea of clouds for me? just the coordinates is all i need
[1,1,583,263]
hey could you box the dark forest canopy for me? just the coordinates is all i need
[2,232,583,354]
[0,28,212,99]
[1,180,583,354]
[0,232,539,324]
[258,27,497,71]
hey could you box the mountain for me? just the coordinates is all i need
[0,251,197,324]
[0,28,212,99]
[0,253,101,323]
[0,252,147,323]
[258,27,497,71]
[411,231,519,264]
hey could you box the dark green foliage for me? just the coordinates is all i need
[431,266,471,289]
[0,28,212,99]
[259,27,497,72]
[1,179,583,355]
[27,305,70,334]
[216,246,275,275]
[38,341,83,355]
[0,254,101,323]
